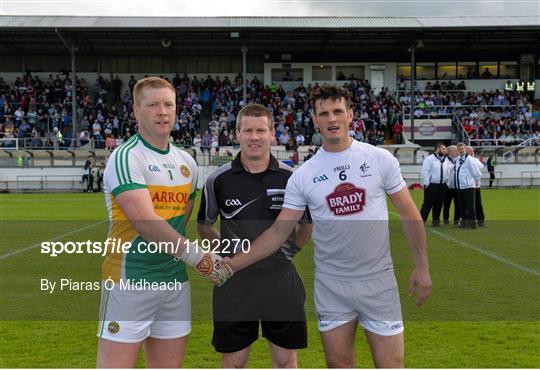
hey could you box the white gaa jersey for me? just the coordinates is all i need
[283,140,406,281]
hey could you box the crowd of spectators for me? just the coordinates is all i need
[201,74,404,148]
[398,85,539,146]
[0,73,201,149]
[1,72,537,150]
[0,73,403,150]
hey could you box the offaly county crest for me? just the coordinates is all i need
[180,164,191,178]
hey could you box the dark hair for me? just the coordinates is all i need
[309,85,352,114]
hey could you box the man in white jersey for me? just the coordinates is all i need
[225,85,431,368]
[97,77,231,368]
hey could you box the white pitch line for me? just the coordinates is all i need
[426,226,540,276]
[0,220,107,260]
[389,212,540,277]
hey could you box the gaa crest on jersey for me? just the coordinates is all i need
[180,164,191,178]
[108,321,120,334]
[359,162,370,174]
[325,182,366,216]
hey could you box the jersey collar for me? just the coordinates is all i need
[231,152,280,173]
[137,133,170,155]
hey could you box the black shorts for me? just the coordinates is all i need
[212,263,307,353]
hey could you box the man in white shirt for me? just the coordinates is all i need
[420,144,450,227]
[14,107,25,126]
[455,143,482,229]
[279,128,291,146]
[92,121,103,148]
[443,145,461,226]
[466,146,485,227]
[294,132,305,146]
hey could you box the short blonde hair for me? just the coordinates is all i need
[133,77,175,105]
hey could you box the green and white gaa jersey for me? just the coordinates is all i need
[103,133,197,283]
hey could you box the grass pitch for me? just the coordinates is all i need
[0,189,539,368]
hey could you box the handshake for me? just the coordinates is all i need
[178,242,233,286]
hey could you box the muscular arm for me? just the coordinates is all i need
[116,188,231,284]
[197,223,221,241]
[115,189,189,257]
[183,199,195,229]
[389,187,432,306]
[228,207,304,272]
[295,222,313,247]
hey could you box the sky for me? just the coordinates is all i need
[1,0,539,17]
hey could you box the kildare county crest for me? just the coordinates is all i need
[325,183,366,216]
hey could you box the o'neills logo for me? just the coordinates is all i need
[152,191,189,203]
[326,183,366,216]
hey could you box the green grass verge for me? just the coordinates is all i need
[0,189,539,367]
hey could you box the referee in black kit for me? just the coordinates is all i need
[420,143,450,226]
[197,104,312,368]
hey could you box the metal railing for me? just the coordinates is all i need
[468,138,532,146]
[1,114,53,132]
[517,138,540,147]
[11,175,83,191]
[402,103,532,119]
[0,136,99,150]
[453,114,470,145]
[2,142,539,168]
[5,169,537,193]
[401,102,537,147]
[397,88,468,93]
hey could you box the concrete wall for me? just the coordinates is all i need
[2,162,538,192]
[263,62,399,92]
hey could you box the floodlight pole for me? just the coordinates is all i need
[410,42,416,143]
[55,28,77,147]
[241,43,248,106]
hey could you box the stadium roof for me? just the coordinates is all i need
[1,15,539,62]
[1,15,539,29]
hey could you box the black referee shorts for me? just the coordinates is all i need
[212,263,307,353]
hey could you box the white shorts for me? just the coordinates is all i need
[97,280,191,343]
[314,273,403,336]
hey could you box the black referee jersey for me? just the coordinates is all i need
[197,153,308,272]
